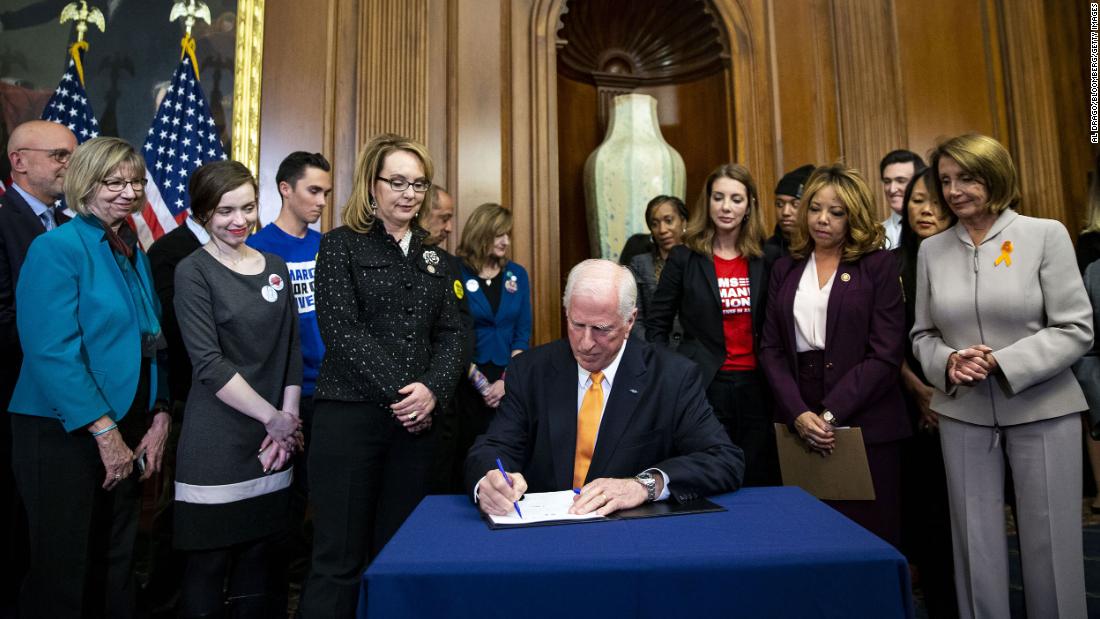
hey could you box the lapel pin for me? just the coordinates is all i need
[840,273,851,282]
[629,388,638,394]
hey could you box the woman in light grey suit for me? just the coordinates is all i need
[912,133,1093,619]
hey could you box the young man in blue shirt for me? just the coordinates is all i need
[246,151,332,591]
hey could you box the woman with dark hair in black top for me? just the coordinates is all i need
[893,166,958,619]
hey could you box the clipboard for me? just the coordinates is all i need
[774,423,875,501]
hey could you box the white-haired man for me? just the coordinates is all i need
[466,259,743,516]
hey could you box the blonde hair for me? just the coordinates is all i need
[343,133,434,234]
[930,133,1020,216]
[789,164,885,262]
[457,202,513,271]
[681,163,765,258]
[64,136,146,216]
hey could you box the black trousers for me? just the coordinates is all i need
[10,412,144,619]
[179,536,280,618]
[705,369,779,486]
[299,399,438,619]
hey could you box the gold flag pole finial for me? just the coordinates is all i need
[170,0,212,39]
[59,1,105,44]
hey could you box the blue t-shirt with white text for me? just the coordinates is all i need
[247,223,324,396]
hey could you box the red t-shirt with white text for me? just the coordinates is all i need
[714,255,756,371]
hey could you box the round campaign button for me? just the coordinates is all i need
[466,279,480,293]
[453,280,465,299]
[505,279,518,293]
[268,273,285,291]
[261,286,278,303]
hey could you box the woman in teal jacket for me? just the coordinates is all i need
[9,137,170,618]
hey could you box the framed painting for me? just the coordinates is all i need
[0,0,263,177]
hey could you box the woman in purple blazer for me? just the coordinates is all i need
[760,164,910,547]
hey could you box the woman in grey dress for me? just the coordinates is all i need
[173,160,303,618]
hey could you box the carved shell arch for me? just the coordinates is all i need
[556,0,730,86]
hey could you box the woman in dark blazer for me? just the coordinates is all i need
[301,134,465,618]
[629,194,688,346]
[759,164,910,548]
[647,163,780,486]
[9,137,170,618]
[453,202,531,466]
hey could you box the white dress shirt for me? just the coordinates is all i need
[794,253,834,352]
[882,211,902,250]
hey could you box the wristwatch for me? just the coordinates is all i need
[821,410,837,425]
[634,471,657,502]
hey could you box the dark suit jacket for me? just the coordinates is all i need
[645,244,780,384]
[147,223,202,405]
[759,249,910,444]
[465,338,744,503]
[0,187,68,410]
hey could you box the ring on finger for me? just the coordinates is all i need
[409,411,418,421]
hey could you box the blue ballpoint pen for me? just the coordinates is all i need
[495,457,523,518]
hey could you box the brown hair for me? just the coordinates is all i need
[64,137,146,216]
[343,133,434,234]
[930,133,1020,215]
[681,163,765,258]
[457,202,513,270]
[188,160,258,226]
[789,164,885,262]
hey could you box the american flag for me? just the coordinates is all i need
[19,45,101,204]
[134,54,226,248]
[40,48,100,144]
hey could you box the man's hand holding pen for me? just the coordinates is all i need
[478,468,528,516]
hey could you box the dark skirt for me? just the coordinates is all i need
[797,350,902,548]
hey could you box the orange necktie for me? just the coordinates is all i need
[573,371,604,488]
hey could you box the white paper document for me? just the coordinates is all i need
[487,490,606,526]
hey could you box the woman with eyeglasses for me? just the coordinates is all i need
[300,134,465,618]
[9,137,171,618]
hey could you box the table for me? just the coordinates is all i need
[360,487,913,618]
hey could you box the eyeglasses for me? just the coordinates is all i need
[17,147,73,164]
[101,178,147,192]
[377,176,431,193]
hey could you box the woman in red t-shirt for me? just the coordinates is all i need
[647,164,781,487]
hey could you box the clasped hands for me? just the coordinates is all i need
[477,469,649,517]
[390,381,436,434]
[947,345,999,386]
[260,409,304,474]
[795,411,835,456]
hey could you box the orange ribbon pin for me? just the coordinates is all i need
[994,240,1012,267]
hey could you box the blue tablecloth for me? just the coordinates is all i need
[361,487,913,618]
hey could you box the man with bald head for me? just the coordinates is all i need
[0,119,77,614]
[466,259,743,517]
[1,120,75,394]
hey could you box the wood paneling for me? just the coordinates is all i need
[359,0,429,144]
[257,0,1093,343]
[894,0,1006,158]
[768,0,839,177]
[556,74,599,280]
[830,0,906,220]
[999,0,1066,222]
[256,0,333,226]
